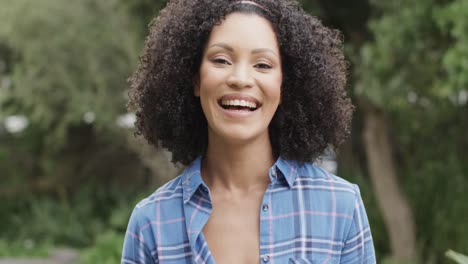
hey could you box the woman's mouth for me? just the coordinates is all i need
[218,94,261,112]
[220,99,258,111]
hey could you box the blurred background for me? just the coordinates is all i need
[0,0,467,263]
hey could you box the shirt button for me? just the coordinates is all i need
[262,204,269,212]
[262,255,270,262]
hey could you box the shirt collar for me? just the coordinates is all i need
[181,156,204,204]
[181,156,300,203]
[273,157,299,188]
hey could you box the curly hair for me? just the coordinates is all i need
[128,0,353,165]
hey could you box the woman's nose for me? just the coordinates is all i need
[226,63,254,89]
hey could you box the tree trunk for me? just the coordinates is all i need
[362,104,417,261]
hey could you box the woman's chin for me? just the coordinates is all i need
[209,127,270,146]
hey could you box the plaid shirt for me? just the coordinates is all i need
[122,157,376,264]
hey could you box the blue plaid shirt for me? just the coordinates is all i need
[122,157,376,263]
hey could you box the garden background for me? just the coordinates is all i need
[0,0,467,263]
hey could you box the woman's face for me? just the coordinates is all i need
[195,12,282,145]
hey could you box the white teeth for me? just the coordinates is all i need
[221,99,257,109]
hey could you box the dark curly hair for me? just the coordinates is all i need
[128,0,353,165]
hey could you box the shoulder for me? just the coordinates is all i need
[137,175,184,207]
[123,174,188,259]
[123,176,186,262]
[130,174,185,222]
[294,163,370,240]
[294,162,362,210]
[296,162,359,191]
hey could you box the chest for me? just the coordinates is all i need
[157,183,349,264]
[202,195,263,264]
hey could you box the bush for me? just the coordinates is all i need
[0,185,150,257]
[80,230,124,264]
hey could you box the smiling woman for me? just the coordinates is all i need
[122,1,376,264]
[195,13,282,145]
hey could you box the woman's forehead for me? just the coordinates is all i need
[206,13,279,52]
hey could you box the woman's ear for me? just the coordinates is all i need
[193,76,200,97]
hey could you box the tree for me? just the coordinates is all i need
[0,0,179,196]
[355,0,468,262]
[310,0,467,261]
[0,0,140,147]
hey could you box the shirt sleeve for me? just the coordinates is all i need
[121,206,158,264]
[340,184,376,264]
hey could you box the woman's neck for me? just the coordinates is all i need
[201,132,275,193]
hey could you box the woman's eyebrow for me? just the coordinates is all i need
[251,48,277,56]
[208,43,234,52]
[208,43,277,56]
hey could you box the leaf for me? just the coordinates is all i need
[446,250,468,264]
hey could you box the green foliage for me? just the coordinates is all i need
[4,194,100,248]
[0,0,139,149]
[0,125,50,190]
[434,0,468,98]
[119,0,167,37]
[79,188,147,263]
[380,257,415,264]
[404,157,468,263]
[355,0,468,108]
[0,239,51,257]
[353,0,468,262]
[355,0,443,109]
[0,186,148,249]
[0,0,150,226]
[0,0,157,258]
[0,0,466,263]
[79,230,124,264]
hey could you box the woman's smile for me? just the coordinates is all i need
[217,93,261,119]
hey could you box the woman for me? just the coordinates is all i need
[122,0,375,263]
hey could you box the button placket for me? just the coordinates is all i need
[260,182,273,264]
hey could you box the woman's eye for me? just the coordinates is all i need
[212,58,231,65]
[254,63,272,69]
